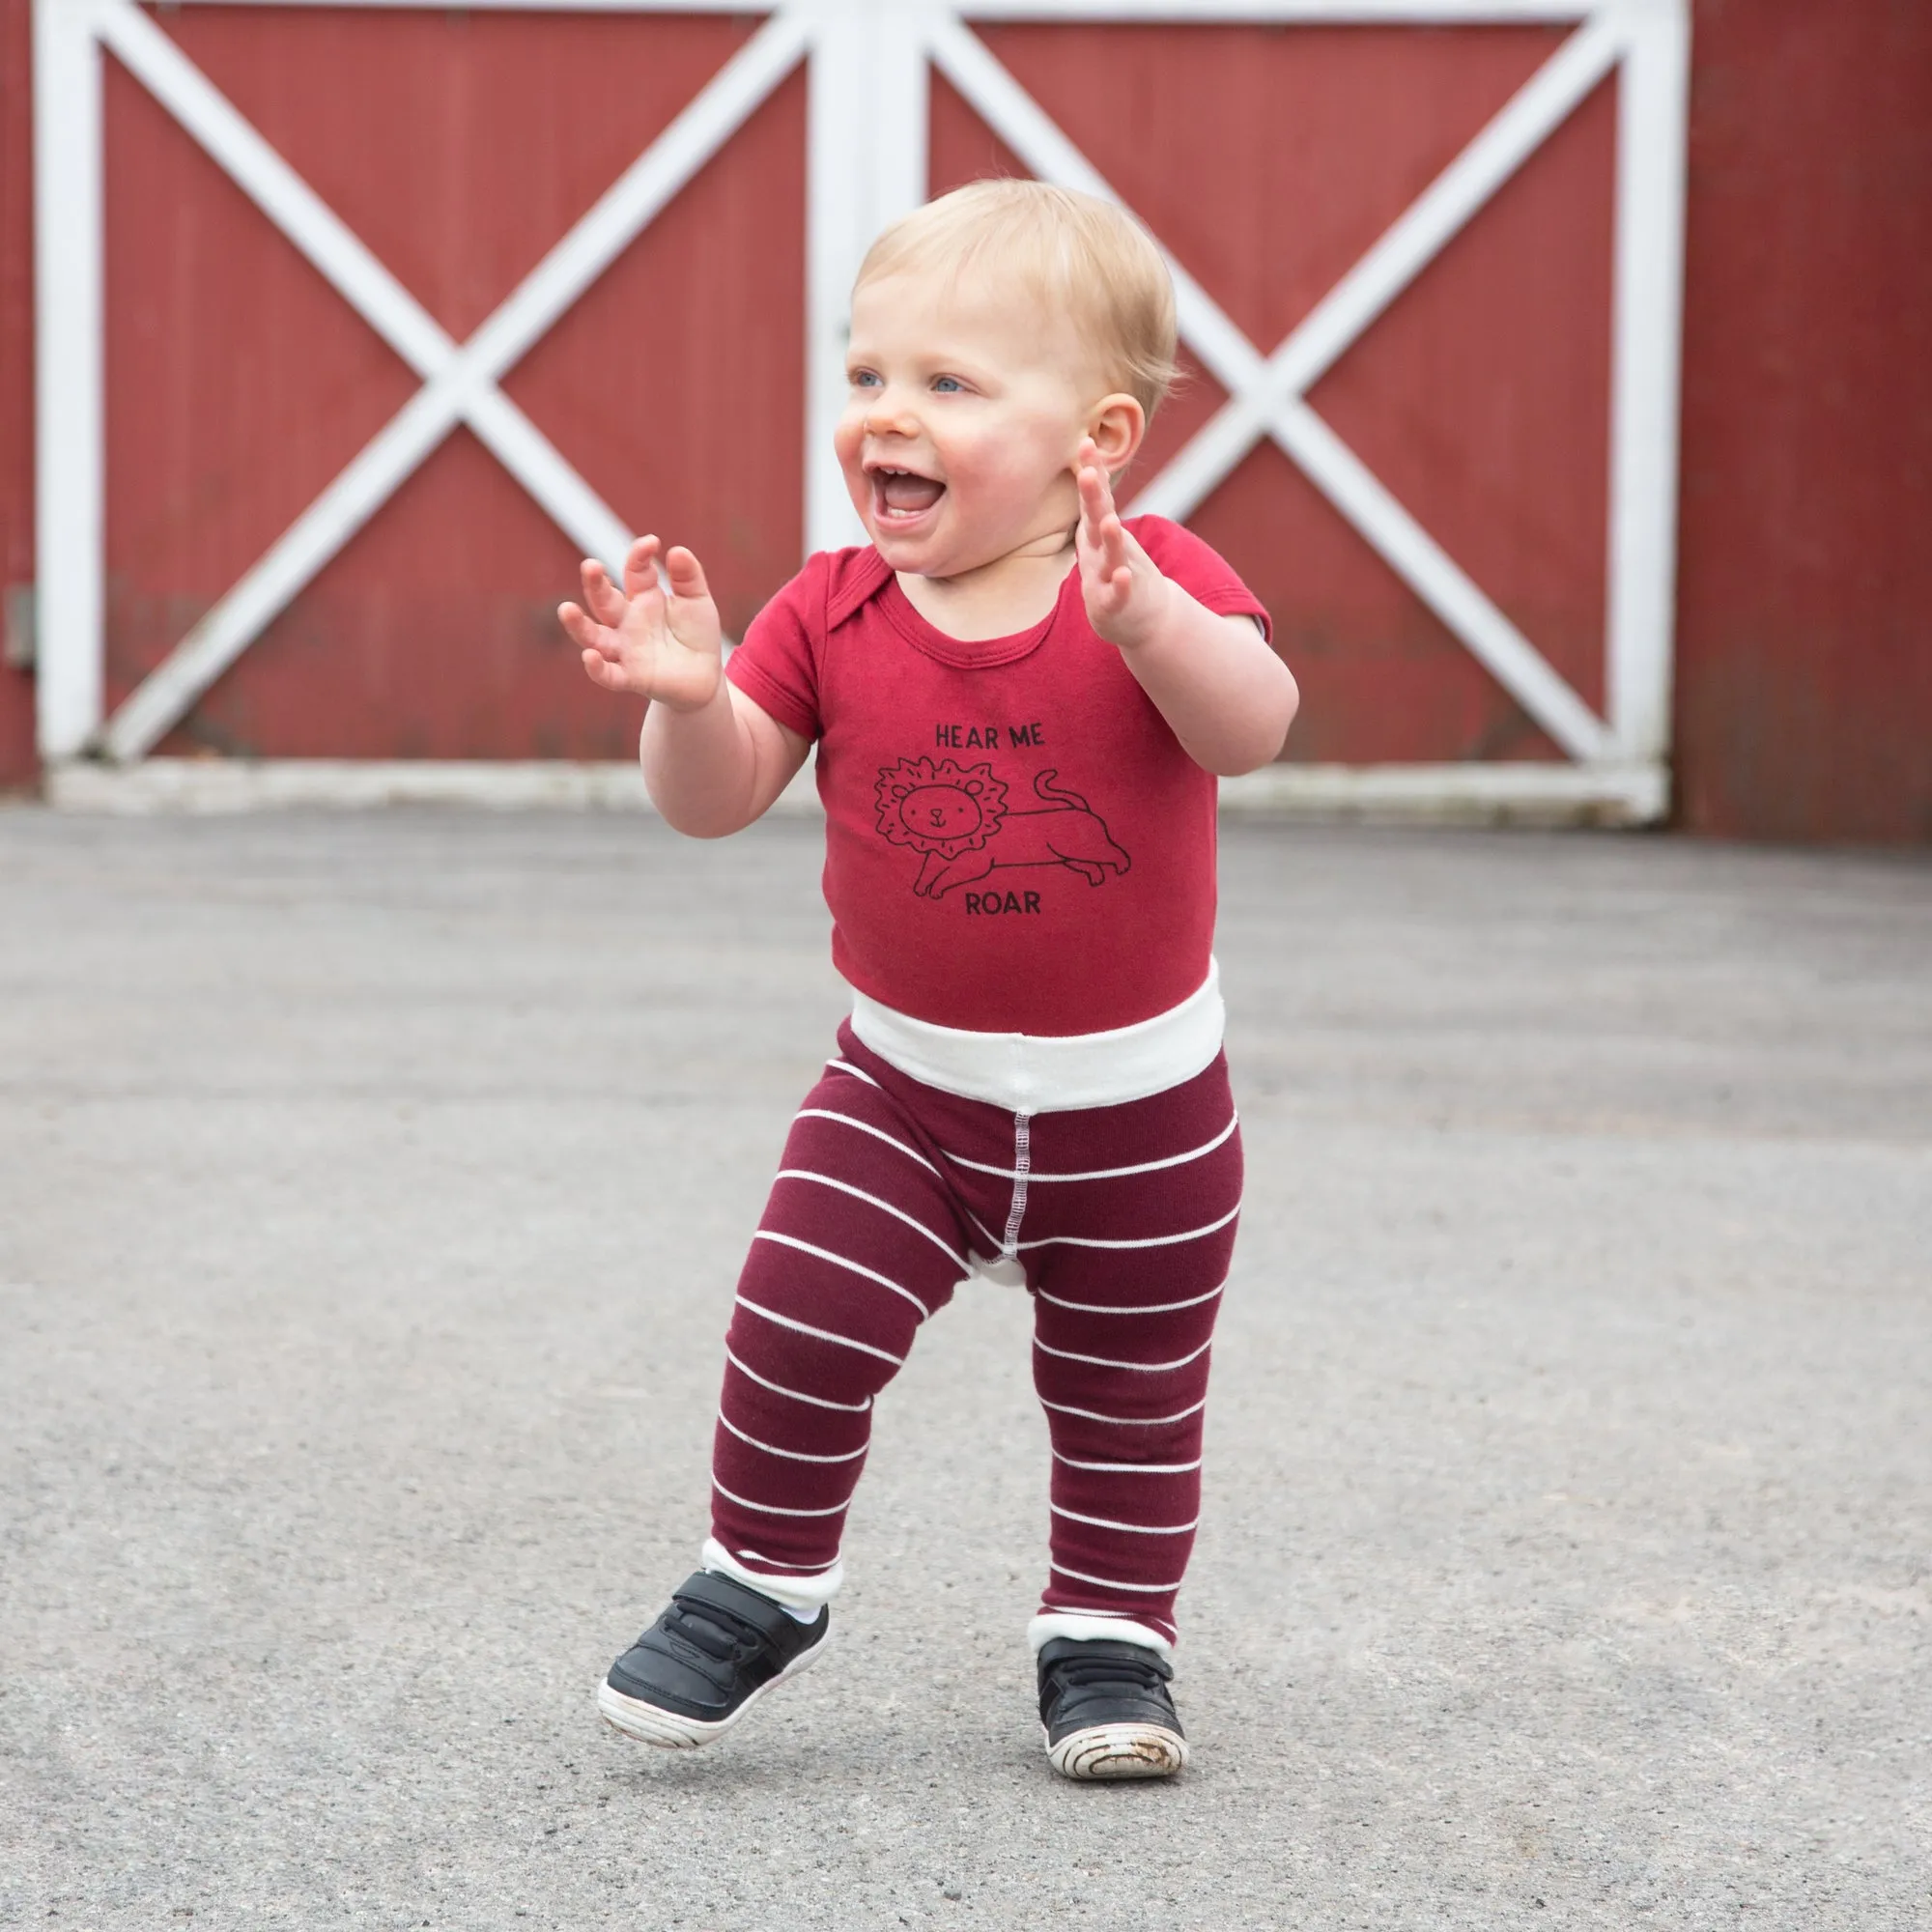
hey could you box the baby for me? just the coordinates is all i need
[559,180,1297,1780]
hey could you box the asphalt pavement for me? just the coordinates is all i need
[2,808,1927,1930]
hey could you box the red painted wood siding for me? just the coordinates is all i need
[1673,0,1932,842]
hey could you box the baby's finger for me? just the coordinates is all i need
[581,645,630,692]
[1087,557,1126,605]
[557,600,609,653]
[1076,467,1110,546]
[622,535,662,603]
[580,561,627,629]
[663,544,712,606]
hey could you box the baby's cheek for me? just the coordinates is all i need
[952,440,1069,523]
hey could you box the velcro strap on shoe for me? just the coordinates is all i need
[1037,1636,1173,1682]
[671,1569,799,1646]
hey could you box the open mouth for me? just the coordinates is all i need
[868,465,946,524]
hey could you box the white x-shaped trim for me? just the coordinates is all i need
[929,7,1685,766]
[35,0,1686,781]
[64,0,812,761]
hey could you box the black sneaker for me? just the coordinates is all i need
[1037,1636,1188,1780]
[598,1571,830,1748]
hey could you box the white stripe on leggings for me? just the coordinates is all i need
[1016,1202,1240,1252]
[1037,1283,1225,1317]
[733,1295,906,1366]
[940,1113,1237,1183]
[964,1205,1005,1254]
[773,1170,967,1271]
[794,1108,941,1179]
[1051,1502,1198,1535]
[1054,1452,1202,1473]
[717,1409,868,1463]
[713,1476,850,1519]
[1034,1336,1212,1374]
[1049,1560,1186,1592]
[724,1344,871,1413]
[1038,1395,1207,1427]
[752,1231,932,1321]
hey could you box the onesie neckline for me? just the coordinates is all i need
[871,559,1080,671]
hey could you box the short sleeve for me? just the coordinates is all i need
[1128,515,1272,643]
[724,554,828,741]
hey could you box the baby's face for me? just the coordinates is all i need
[837,270,1104,581]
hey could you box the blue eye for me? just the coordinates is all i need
[850,369,880,388]
[932,376,962,393]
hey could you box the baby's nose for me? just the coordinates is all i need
[865,407,918,437]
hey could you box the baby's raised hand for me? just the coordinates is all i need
[559,535,723,712]
[1074,439,1170,652]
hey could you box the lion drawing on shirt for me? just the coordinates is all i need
[873,756,1131,898]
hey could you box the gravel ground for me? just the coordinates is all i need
[1,809,1927,1931]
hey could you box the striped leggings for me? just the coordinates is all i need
[706,1022,1241,1648]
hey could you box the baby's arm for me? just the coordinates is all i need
[1074,442,1299,776]
[560,536,809,838]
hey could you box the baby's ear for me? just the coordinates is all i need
[1087,392,1146,472]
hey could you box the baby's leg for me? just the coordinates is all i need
[706,1060,975,1604]
[1026,1081,1243,1652]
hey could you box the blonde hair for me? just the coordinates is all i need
[854,180,1179,420]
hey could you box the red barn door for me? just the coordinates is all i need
[35,1,1686,821]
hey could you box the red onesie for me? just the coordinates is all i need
[724,516,1271,1037]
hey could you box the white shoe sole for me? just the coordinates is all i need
[598,1630,830,1749]
[1045,1720,1188,1781]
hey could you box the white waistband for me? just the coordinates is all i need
[848,962,1225,1114]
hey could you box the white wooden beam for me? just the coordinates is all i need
[1605,0,1690,764]
[805,6,872,555]
[873,3,936,258]
[1216,757,1665,822]
[43,753,1667,825]
[33,0,105,760]
[805,1,939,554]
[157,0,1596,13]
[157,0,785,9]
[961,2,1596,16]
